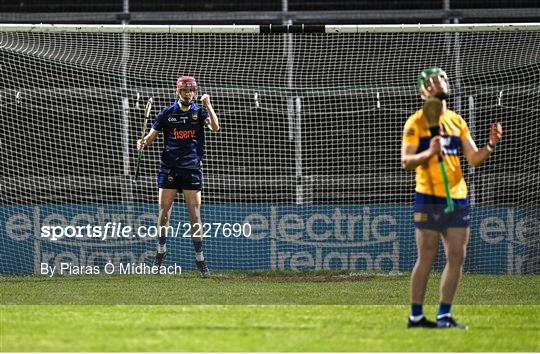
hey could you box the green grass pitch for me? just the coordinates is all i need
[1,273,539,351]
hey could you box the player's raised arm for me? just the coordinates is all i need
[201,94,220,132]
[462,122,503,167]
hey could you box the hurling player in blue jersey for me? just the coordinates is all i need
[137,75,220,278]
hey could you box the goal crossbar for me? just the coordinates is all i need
[1,23,539,34]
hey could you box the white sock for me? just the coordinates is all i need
[195,252,204,261]
[437,313,451,320]
[409,315,424,322]
[157,243,167,253]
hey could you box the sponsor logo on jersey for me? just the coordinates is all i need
[169,114,189,123]
[173,128,196,140]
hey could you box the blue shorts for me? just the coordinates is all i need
[157,168,203,191]
[414,192,470,231]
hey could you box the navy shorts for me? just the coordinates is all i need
[414,192,470,231]
[157,168,203,191]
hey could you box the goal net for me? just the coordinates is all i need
[1,24,538,275]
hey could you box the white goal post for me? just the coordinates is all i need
[1,23,538,275]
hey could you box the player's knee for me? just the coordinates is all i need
[447,250,466,267]
[187,203,201,211]
[417,253,436,266]
[190,218,203,229]
[187,206,201,222]
[159,203,173,213]
[418,245,438,260]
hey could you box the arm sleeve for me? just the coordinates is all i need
[151,108,168,132]
[402,118,419,147]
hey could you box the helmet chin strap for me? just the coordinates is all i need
[179,98,192,108]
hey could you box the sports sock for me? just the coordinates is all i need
[410,304,424,321]
[157,224,167,253]
[437,303,452,319]
[193,241,204,261]
[157,242,166,254]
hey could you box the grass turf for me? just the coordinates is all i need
[1,273,539,351]
[1,305,539,351]
[1,273,539,304]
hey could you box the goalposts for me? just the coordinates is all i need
[0,23,538,275]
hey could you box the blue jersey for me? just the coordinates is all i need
[151,101,209,170]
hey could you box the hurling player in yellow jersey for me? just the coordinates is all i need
[401,68,502,329]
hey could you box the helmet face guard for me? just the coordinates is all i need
[417,68,449,100]
[176,75,198,105]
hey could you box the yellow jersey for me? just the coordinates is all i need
[402,108,471,199]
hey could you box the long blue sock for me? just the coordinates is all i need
[411,304,423,318]
[157,233,167,253]
[193,240,204,261]
[437,303,452,318]
[158,235,167,245]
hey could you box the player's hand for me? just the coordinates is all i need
[201,94,211,108]
[489,122,503,146]
[429,136,442,156]
[137,138,148,151]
